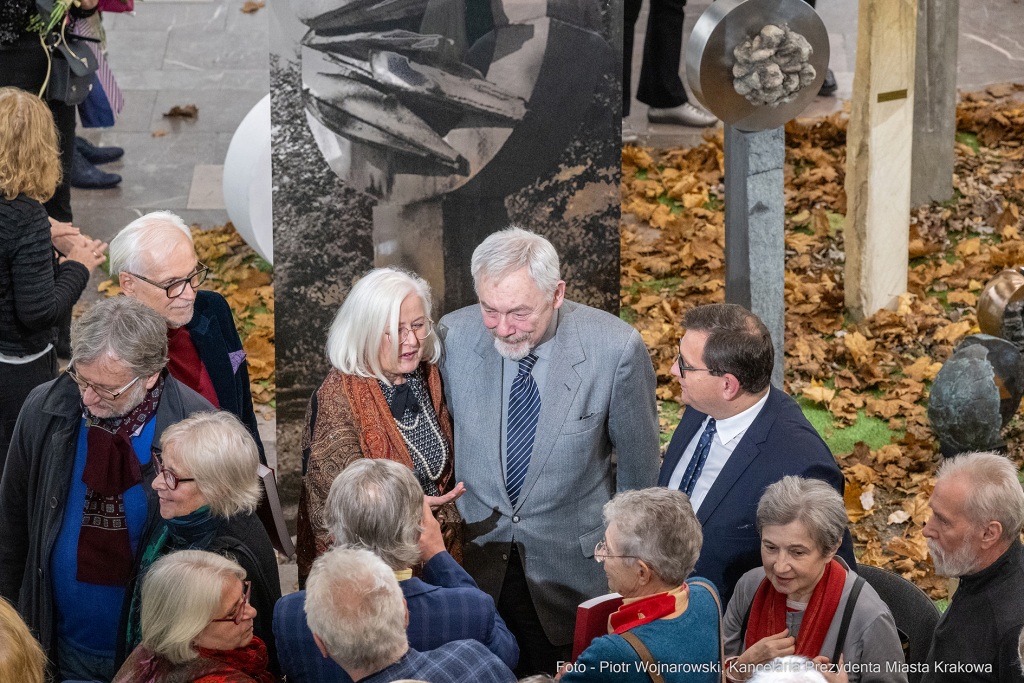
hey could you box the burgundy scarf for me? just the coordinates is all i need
[77,374,165,586]
[745,558,847,658]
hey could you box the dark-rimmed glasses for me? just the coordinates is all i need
[676,350,721,377]
[385,319,434,343]
[152,447,196,490]
[211,581,252,625]
[128,264,208,299]
[594,539,641,563]
[67,364,141,400]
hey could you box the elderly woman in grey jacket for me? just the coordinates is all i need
[723,477,907,683]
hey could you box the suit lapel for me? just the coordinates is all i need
[695,387,781,525]
[658,406,705,487]
[515,307,584,509]
[472,325,508,505]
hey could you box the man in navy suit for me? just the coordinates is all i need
[658,304,854,607]
[274,459,518,683]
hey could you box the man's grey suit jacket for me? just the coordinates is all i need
[438,300,660,646]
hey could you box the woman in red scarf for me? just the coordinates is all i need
[723,477,906,683]
[112,550,276,683]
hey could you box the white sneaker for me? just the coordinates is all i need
[647,102,718,128]
[622,120,639,143]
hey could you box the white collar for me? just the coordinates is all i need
[712,390,770,445]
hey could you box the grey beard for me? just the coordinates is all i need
[927,537,978,577]
[490,331,532,360]
[90,379,148,419]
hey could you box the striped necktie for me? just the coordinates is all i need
[506,353,541,508]
[678,418,717,497]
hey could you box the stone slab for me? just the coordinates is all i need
[187,164,227,209]
[844,0,917,320]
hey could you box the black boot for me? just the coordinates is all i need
[70,148,122,189]
[818,69,837,97]
[75,136,125,164]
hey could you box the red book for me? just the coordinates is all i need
[572,593,624,661]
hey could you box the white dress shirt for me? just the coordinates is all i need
[666,390,771,512]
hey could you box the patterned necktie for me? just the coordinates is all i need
[678,418,717,497]
[506,353,541,508]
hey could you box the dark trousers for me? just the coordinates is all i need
[497,546,573,678]
[0,35,75,222]
[623,0,817,117]
[0,348,58,476]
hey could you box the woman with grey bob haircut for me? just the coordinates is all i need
[561,488,723,683]
[470,226,561,295]
[324,458,423,570]
[112,550,275,683]
[724,477,906,683]
[297,267,464,587]
[121,411,282,669]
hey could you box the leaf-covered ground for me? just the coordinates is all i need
[622,83,1024,599]
[98,222,276,407]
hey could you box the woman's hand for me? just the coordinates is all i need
[79,0,100,10]
[812,655,849,683]
[730,630,796,681]
[425,481,465,510]
[63,237,107,270]
[49,218,81,255]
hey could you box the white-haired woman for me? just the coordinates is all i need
[119,411,281,673]
[296,267,464,585]
[113,550,275,683]
[723,477,906,683]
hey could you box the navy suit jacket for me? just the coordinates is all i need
[273,551,519,683]
[185,290,264,463]
[658,386,856,608]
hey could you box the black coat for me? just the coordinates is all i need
[185,290,265,463]
[0,374,213,660]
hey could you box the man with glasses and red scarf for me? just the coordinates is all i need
[0,297,213,682]
[108,211,264,464]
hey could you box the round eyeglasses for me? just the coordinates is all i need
[67,364,141,400]
[152,447,196,490]
[594,539,641,563]
[128,264,208,299]
[384,319,434,343]
[211,581,252,625]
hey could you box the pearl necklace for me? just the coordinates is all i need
[395,394,447,482]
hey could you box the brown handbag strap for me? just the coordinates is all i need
[620,631,666,683]
[688,580,727,683]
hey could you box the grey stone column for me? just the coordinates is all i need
[911,0,959,206]
[724,125,786,390]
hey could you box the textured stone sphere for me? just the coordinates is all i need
[955,334,1024,427]
[928,343,1003,458]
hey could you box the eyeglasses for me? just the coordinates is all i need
[594,539,641,563]
[152,447,196,490]
[676,350,720,377]
[384,319,434,343]
[211,581,252,625]
[67,364,141,400]
[128,264,208,299]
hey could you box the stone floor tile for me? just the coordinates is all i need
[104,30,170,72]
[102,3,228,32]
[187,165,227,209]
[149,89,267,133]
[163,27,268,72]
[116,68,270,92]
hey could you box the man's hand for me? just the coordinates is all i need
[732,629,796,681]
[424,481,465,510]
[417,497,447,563]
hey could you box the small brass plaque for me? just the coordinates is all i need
[877,89,908,103]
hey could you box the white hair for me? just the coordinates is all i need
[159,411,262,518]
[109,210,193,277]
[470,226,561,295]
[304,547,407,672]
[747,656,828,683]
[141,550,246,665]
[936,451,1024,543]
[325,267,440,384]
[323,459,424,571]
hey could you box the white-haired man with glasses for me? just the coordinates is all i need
[108,210,264,463]
[0,296,213,682]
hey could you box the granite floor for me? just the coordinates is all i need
[625,0,1024,149]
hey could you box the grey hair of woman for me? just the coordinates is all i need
[470,226,561,295]
[936,451,1024,544]
[756,476,847,554]
[323,459,424,571]
[70,296,168,377]
[602,487,703,585]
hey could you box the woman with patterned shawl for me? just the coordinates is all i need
[295,267,464,585]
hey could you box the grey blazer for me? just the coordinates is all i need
[438,300,660,645]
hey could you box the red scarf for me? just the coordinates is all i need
[745,559,846,658]
[77,374,164,586]
[609,588,686,634]
[196,636,277,683]
[167,326,220,408]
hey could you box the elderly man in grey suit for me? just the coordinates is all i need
[438,227,660,676]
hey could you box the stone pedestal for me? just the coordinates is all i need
[373,200,447,313]
[911,0,959,207]
[724,125,786,389]
[845,0,917,320]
